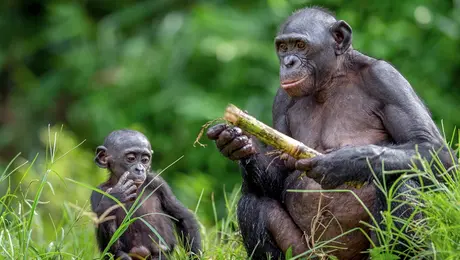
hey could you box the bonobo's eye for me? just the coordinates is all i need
[126,153,136,163]
[296,41,306,50]
[141,155,150,165]
[278,43,288,52]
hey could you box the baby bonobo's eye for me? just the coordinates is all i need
[141,155,150,165]
[296,41,306,50]
[126,153,136,163]
[278,43,288,52]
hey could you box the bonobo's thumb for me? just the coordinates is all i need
[295,158,314,171]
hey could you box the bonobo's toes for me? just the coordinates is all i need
[115,251,132,260]
[129,246,150,259]
[206,123,228,140]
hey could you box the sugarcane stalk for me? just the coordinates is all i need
[223,104,364,189]
[224,104,321,159]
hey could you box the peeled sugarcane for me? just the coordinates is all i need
[223,104,364,189]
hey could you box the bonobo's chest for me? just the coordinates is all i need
[118,192,176,249]
[286,85,389,152]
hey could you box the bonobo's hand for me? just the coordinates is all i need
[106,172,138,204]
[206,123,256,160]
[295,147,363,189]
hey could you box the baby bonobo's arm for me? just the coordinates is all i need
[91,172,138,260]
[153,176,202,255]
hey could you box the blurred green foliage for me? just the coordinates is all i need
[0,0,459,236]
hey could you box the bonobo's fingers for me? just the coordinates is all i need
[122,179,134,189]
[117,172,130,186]
[216,127,243,149]
[125,193,137,202]
[220,135,249,157]
[206,123,228,140]
[124,185,137,195]
[295,158,316,171]
[280,153,296,170]
[229,143,256,160]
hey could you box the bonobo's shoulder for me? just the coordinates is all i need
[144,173,171,190]
[363,60,415,104]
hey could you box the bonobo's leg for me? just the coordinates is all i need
[371,178,422,259]
[237,193,283,260]
[208,124,295,258]
[266,201,308,256]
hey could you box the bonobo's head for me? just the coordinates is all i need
[95,130,153,185]
[275,7,352,97]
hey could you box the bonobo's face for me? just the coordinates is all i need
[95,131,153,186]
[275,9,352,97]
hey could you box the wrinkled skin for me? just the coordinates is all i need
[207,7,455,260]
[91,130,201,260]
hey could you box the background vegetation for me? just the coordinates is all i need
[0,0,459,259]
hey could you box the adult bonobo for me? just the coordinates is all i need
[90,129,201,259]
[207,7,454,259]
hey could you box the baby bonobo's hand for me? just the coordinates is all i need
[106,172,138,203]
[206,123,256,160]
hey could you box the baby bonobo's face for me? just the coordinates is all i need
[95,130,153,187]
[106,133,152,187]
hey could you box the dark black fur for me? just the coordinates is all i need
[207,7,456,260]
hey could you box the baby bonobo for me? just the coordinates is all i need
[90,130,201,260]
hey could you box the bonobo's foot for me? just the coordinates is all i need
[129,246,150,259]
[266,200,308,256]
[115,251,132,260]
[206,123,256,160]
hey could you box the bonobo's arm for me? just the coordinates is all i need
[296,61,456,189]
[207,91,294,199]
[151,175,202,255]
[90,173,138,259]
[91,190,129,259]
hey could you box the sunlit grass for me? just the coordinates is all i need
[0,126,459,260]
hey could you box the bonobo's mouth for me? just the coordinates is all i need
[133,180,145,186]
[281,75,308,90]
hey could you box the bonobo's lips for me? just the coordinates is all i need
[281,75,308,90]
[133,180,145,186]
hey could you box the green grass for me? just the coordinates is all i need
[0,127,459,260]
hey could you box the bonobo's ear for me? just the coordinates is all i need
[95,146,108,168]
[330,20,352,55]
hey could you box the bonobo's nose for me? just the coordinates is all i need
[283,55,300,69]
[135,165,145,174]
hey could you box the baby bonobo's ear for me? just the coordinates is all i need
[330,20,352,55]
[95,145,108,168]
